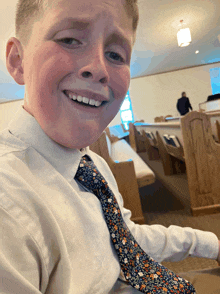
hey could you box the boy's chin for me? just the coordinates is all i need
[52,133,102,150]
[44,120,108,150]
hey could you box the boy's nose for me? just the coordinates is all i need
[81,71,108,84]
[78,52,110,85]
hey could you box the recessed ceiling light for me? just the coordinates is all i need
[195,50,199,54]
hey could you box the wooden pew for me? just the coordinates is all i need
[164,115,173,119]
[89,131,148,224]
[154,116,165,122]
[106,124,130,143]
[181,111,220,216]
[164,110,220,143]
[135,121,182,168]
[128,122,147,153]
[206,110,220,142]
[214,120,220,143]
[135,111,220,216]
[129,122,160,160]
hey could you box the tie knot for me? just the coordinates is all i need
[75,155,108,197]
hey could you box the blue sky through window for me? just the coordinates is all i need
[210,67,220,95]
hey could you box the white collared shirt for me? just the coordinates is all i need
[0,106,219,294]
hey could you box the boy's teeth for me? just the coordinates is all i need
[77,95,83,102]
[89,99,96,106]
[65,90,102,107]
[95,101,101,107]
[82,97,89,104]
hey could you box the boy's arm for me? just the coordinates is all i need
[119,202,219,263]
[0,207,44,294]
[91,153,220,264]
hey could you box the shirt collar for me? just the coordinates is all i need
[8,105,88,182]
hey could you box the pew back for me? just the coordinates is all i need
[135,111,220,216]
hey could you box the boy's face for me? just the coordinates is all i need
[15,0,134,149]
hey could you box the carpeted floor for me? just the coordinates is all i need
[139,174,220,273]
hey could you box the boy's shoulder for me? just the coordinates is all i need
[0,128,29,158]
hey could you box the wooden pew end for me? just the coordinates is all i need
[191,204,220,217]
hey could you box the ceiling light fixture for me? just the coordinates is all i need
[177,20,192,47]
[195,50,199,54]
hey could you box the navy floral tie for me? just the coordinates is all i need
[75,155,196,293]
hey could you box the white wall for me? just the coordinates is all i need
[108,62,220,126]
[129,62,220,123]
[0,99,23,131]
[108,111,122,127]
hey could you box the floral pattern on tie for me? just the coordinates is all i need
[75,155,196,294]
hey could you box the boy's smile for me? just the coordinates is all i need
[63,90,107,108]
[7,0,134,149]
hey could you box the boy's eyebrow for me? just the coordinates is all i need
[46,17,92,37]
[106,32,132,54]
[57,18,91,30]
[47,17,133,52]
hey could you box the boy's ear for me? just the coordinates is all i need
[6,37,25,85]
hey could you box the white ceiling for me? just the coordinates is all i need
[131,0,220,78]
[1,0,220,99]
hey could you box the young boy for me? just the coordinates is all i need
[1,0,220,293]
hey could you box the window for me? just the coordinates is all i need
[210,67,220,94]
[120,91,134,130]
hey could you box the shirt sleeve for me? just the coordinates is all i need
[0,206,45,294]
[121,204,219,263]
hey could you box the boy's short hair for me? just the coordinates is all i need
[15,0,139,46]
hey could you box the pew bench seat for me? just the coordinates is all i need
[109,138,155,187]
[107,124,130,141]
[90,131,155,224]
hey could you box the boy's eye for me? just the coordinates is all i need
[106,52,125,63]
[56,38,81,46]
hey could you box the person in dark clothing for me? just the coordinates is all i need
[177,92,193,115]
